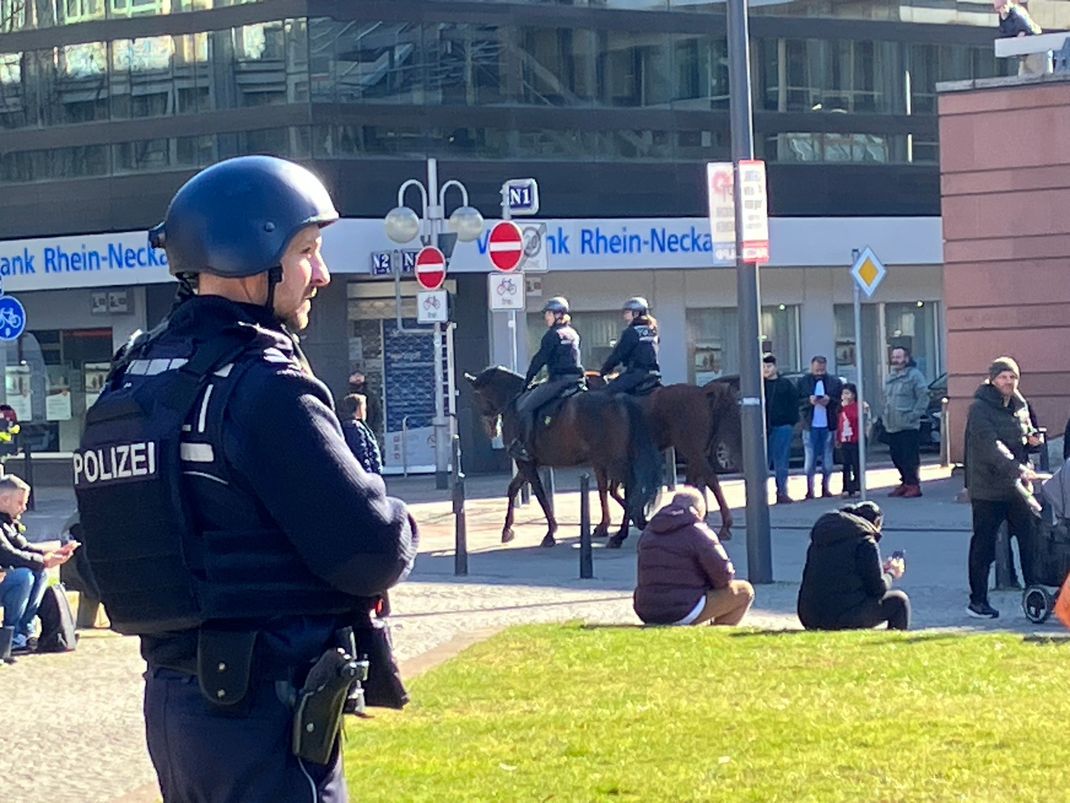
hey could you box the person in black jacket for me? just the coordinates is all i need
[797,356,844,499]
[600,297,661,396]
[0,476,76,652]
[964,356,1041,619]
[340,393,383,475]
[763,354,799,504]
[798,501,909,630]
[509,296,584,462]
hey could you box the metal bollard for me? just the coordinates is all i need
[940,397,950,468]
[452,435,467,576]
[665,447,677,490]
[541,467,555,518]
[579,473,593,579]
[993,522,1019,590]
[23,437,33,511]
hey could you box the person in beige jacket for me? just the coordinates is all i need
[633,487,754,626]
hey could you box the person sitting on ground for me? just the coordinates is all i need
[0,476,76,653]
[797,501,909,631]
[340,393,382,475]
[633,487,755,626]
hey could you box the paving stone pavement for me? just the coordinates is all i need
[0,462,1058,802]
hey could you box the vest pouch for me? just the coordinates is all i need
[75,384,204,636]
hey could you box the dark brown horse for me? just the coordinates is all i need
[586,373,741,539]
[465,366,663,548]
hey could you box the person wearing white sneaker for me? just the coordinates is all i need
[964,357,1042,620]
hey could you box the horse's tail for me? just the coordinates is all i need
[621,396,662,523]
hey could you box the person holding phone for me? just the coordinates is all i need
[798,355,844,499]
[797,501,910,631]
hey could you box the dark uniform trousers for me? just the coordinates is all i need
[146,668,347,803]
[968,497,1036,605]
[604,370,659,395]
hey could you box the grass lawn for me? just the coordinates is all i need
[344,624,1070,801]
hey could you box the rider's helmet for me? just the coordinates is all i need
[149,155,339,279]
[543,297,570,316]
[623,297,649,316]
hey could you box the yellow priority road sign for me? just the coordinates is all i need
[850,246,886,298]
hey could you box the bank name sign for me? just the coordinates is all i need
[0,231,171,291]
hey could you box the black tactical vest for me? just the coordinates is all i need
[75,319,357,636]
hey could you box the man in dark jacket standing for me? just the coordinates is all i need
[798,356,844,499]
[964,356,1041,619]
[763,354,798,504]
[797,501,909,630]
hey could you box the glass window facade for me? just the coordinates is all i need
[0,5,1017,185]
[686,305,800,383]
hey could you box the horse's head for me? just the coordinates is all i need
[465,366,524,439]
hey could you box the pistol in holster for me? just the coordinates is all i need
[292,646,369,765]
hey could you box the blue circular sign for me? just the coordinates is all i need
[0,296,26,341]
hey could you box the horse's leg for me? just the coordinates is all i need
[608,462,633,550]
[594,468,612,538]
[526,466,559,548]
[501,470,527,543]
[703,465,734,541]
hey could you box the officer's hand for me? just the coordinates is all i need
[43,552,68,569]
[1021,466,1039,483]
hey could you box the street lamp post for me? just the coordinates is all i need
[385,158,484,489]
[727,0,773,583]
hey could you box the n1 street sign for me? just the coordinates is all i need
[850,246,887,298]
[705,160,770,264]
[504,178,540,216]
[414,246,447,291]
[489,271,524,311]
[488,221,525,272]
[0,294,26,341]
[417,290,449,324]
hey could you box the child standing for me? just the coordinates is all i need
[340,393,383,475]
[837,383,862,498]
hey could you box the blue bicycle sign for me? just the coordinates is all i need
[0,295,26,341]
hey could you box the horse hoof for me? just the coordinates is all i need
[540,535,556,548]
[607,535,625,549]
[593,525,609,539]
[718,528,733,542]
[502,529,515,544]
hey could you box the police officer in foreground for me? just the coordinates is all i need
[508,296,584,462]
[599,296,661,395]
[74,156,417,800]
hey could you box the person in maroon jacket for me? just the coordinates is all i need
[633,487,755,626]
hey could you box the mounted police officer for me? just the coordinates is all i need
[74,156,417,801]
[599,297,661,395]
[508,296,584,462]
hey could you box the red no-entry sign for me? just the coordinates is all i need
[488,221,524,272]
[415,246,447,290]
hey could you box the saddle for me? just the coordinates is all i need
[632,375,661,397]
[539,383,585,428]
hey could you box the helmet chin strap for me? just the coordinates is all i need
[265,266,283,318]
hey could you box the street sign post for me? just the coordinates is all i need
[489,271,525,311]
[849,246,887,502]
[417,289,449,324]
[414,245,447,291]
[488,221,525,272]
[503,178,540,216]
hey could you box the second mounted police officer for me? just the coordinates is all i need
[508,296,584,462]
[599,296,662,395]
[74,156,417,801]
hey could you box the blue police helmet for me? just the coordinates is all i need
[623,296,649,315]
[150,156,339,278]
[543,296,570,315]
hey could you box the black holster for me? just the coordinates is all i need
[292,647,367,765]
[352,598,409,710]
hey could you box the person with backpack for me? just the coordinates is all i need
[0,476,76,653]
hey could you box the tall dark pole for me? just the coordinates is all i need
[728,0,773,583]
